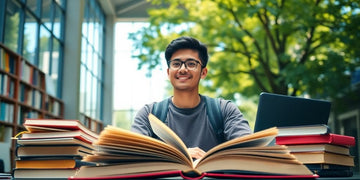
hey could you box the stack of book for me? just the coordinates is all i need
[276,124,356,177]
[13,119,99,179]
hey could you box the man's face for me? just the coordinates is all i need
[167,49,207,92]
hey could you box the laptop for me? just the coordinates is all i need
[254,92,331,132]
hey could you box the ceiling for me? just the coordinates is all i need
[99,0,154,21]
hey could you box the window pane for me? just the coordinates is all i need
[91,76,97,117]
[23,11,38,64]
[4,0,21,52]
[42,0,52,30]
[93,54,98,76]
[93,15,99,52]
[96,81,101,119]
[55,0,66,8]
[80,65,86,113]
[26,0,39,17]
[51,38,60,97]
[82,3,89,37]
[87,44,93,70]
[53,4,62,38]
[81,37,87,63]
[86,71,92,115]
[39,25,51,73]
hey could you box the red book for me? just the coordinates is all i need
[23,119,99,140]
[276,133,355,147]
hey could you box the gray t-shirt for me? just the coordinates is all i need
[131,95,252,152]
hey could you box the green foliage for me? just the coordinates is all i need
[130,0,360,102]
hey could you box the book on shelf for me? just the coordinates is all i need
[285,143,350,155]
[276,133,356,147]
[290,151,354,167]
[16,145,93,158]
[69,114,317,179]
[277,124,330,137]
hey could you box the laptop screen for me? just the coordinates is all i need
[254,92,331,132]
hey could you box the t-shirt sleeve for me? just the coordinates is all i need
[221,99,253,140]
[130,103,154,137]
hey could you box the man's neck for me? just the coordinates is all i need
[172,92,201,108]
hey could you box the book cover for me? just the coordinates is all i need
[285,143,350,155]
[15,145,93,157]
[69,113,317,179]
[277,124,330,137]
[13,168,78,179]
[15,158,97,169]
[16,137,94,150]
[291,151,354,166]
[276,133,356,147]
[23,119,99,139]
[20,130,97,144]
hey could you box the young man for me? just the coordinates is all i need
[131,36,252,159]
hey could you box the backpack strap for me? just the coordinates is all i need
[151,98,169,123]
[204,96,225,143]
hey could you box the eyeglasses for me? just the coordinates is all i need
[167,59,203,70]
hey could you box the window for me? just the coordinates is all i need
[80,0,105,121]
[1,0,66,98]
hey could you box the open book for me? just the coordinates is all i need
[70,114,317,179]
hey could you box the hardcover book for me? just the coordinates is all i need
[69,114,317,179]
[285,143,350,155]
[276,133,356,147]
[277,124,330,137]
[16,145,93,158]
[290,151,354,167]
[20,130,97,144]
[23,119,99,139]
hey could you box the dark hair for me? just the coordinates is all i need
[165,36,208,67]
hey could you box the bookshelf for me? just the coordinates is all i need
[0,43,64,172]
[79,113,103,134]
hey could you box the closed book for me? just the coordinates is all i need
[277,124,330,136]
[13,168,78,179]
[16,137,94,150]
[291,151,354,166]
[23,119,99,139]
[286,144,350,155]
[16,145,93,157]
[276,133,356,147]
[15,158,97,169]
[20,130,97,144]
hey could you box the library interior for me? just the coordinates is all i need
[0,0,359,179]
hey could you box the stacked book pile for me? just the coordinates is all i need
[276,124,356,177]
[13,119,99,179]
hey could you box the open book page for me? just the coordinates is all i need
[148,114,193,164]
[199,127,278,163]
[86,126,191,167]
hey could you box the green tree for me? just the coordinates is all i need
[130,0,360,101]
